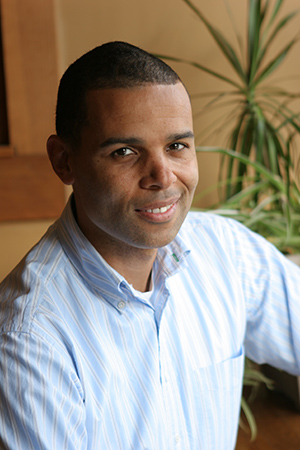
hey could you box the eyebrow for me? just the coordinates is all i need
[167,131,195,141]
[99,131,194,149]
[99,137,143,149]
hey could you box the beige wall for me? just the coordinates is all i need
[1,0,299,280]
[52,0,300,205]
[0,221,53,281]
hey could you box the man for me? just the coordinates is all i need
[0,41,299,450]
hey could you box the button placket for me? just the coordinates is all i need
[117,300,126,310]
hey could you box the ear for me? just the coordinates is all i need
[47,135,75,185]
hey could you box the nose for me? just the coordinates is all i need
[139,153,177,190]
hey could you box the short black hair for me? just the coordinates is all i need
[55,41,182,146]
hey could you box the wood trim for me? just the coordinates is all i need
[0,8,9,146]
[0,0,65,221]
[1,0,58,156]
[0,155,64,221]
[0,145,14,158]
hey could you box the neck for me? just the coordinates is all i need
[104,247,157,292]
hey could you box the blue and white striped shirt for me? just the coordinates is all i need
[0,198,299,449]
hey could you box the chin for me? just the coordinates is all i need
[139,232,179,250]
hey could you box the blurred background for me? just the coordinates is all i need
[0,0,299,280]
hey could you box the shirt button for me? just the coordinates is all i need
[117,301,126,310]
[175,434,181,443]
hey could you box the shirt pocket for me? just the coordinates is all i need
[192,349,245,449]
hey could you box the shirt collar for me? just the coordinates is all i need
[56,196,191,311]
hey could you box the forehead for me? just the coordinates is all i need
[83,83,193,132]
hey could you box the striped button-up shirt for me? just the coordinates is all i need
[0,198,299,449]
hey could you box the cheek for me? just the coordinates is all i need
[183,161,199,192]
[193,167,199,189]
[88,173,133,211]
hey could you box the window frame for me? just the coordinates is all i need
[0,0,64,221]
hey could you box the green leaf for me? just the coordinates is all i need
[258,95,300,135]
[254,114,265,162]
[235,115,255,194]
[182,0,246,83]
[224,0,245,66]
[248,0,262,83]
[196,146,286,192]
[243,366,274,389]
[267,0,284,27]
[259,0,284,44]
[240,397,257,441]
[260,0,271,23]
[276,111,300,133]
[154,53,243,91]
[248,192,283,215]
[224,180,270,206]
[253,39,298,87]
[256,10,299,72]
[225,112,248,197]
[265,128,280,175]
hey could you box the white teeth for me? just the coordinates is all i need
[146,204,173,214]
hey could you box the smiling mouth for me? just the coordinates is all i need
[135,200,179,224]
[143,204,174,214]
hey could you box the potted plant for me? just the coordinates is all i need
[156,0,300,255]
[156,0,300,440]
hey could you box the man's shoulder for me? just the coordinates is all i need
[0,223,66,333]
[177,210,255,251]
[12,222,66,284]
[180,210,236,233]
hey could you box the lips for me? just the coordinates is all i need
[136,198,178,213]
[135,199,179,223]
[143,204,174,214]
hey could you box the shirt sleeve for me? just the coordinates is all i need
[0,331,87,450]
[225,218,300,375]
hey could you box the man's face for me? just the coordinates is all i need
[69,82,198,256]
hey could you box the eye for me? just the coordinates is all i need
[168,142,187,151]
[112,147,135,157]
